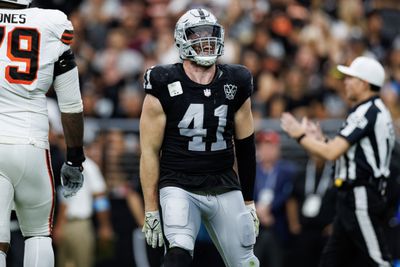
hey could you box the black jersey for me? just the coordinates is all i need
[143,63,253,191]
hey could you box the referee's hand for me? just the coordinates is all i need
[281,112,307,139]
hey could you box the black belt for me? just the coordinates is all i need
[334,177,387,195]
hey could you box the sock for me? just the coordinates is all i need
[0,250,6,267]
[164,247,192,267]
[24,237,54,267]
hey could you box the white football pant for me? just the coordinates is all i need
[160,186,259,267]
[0,144,55,243]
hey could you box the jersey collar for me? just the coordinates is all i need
[349,95,379,112]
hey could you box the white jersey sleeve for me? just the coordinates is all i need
[45,9,74,49]
[0,7,76,149]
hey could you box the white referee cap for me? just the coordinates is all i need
[337,56,385,87]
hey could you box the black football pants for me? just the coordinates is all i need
[320,186,392,267]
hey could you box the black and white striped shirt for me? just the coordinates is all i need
[335,96,395,182]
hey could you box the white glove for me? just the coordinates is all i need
[142,210,164,248]
[246,203,260,237]
[60,162,84,198]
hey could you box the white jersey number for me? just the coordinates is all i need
[0,26,40,84]
[178,103,228,152]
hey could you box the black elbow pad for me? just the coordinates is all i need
[54,49,77,77]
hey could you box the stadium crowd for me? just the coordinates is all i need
[7,0,400,266]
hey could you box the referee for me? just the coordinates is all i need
[281,56,396,267]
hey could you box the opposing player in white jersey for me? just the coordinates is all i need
[0,1,85,267]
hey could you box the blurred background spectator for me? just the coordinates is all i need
[53,152,114,267]
[253,130,298,267]
[287,153,336,267]
[5,0,400,266]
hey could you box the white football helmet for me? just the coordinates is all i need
[174,8,224,67]
[0,0,32,6]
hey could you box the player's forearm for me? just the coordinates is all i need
[61,112,85,165]
[140,151,160,211]
[61,112,84,147]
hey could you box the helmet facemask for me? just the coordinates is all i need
[175,9,224,67]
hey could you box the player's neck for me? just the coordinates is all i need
[183,60,216,85]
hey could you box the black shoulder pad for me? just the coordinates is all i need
[54,49,77,77]
[143,64,178,92]
[152,65,177,83]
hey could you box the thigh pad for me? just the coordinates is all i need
[237,211,256,247]
[164,198,189,228]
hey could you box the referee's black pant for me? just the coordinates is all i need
[320,185,392,267]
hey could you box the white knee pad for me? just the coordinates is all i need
[169,234,195,255]
[239,255,259,267]
[24,236,54,267]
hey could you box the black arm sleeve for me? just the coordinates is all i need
[235,133,256,201]
[54,49,77,77]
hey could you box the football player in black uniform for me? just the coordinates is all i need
[139,8,260,267]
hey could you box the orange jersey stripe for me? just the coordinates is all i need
[61,30,74,43]
[45,149,55,234]
[61,39,73,45]
[62,34,73,39]
[61,36,73,42]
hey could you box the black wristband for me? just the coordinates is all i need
[66,147,85,166]
[296,133,306,143]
